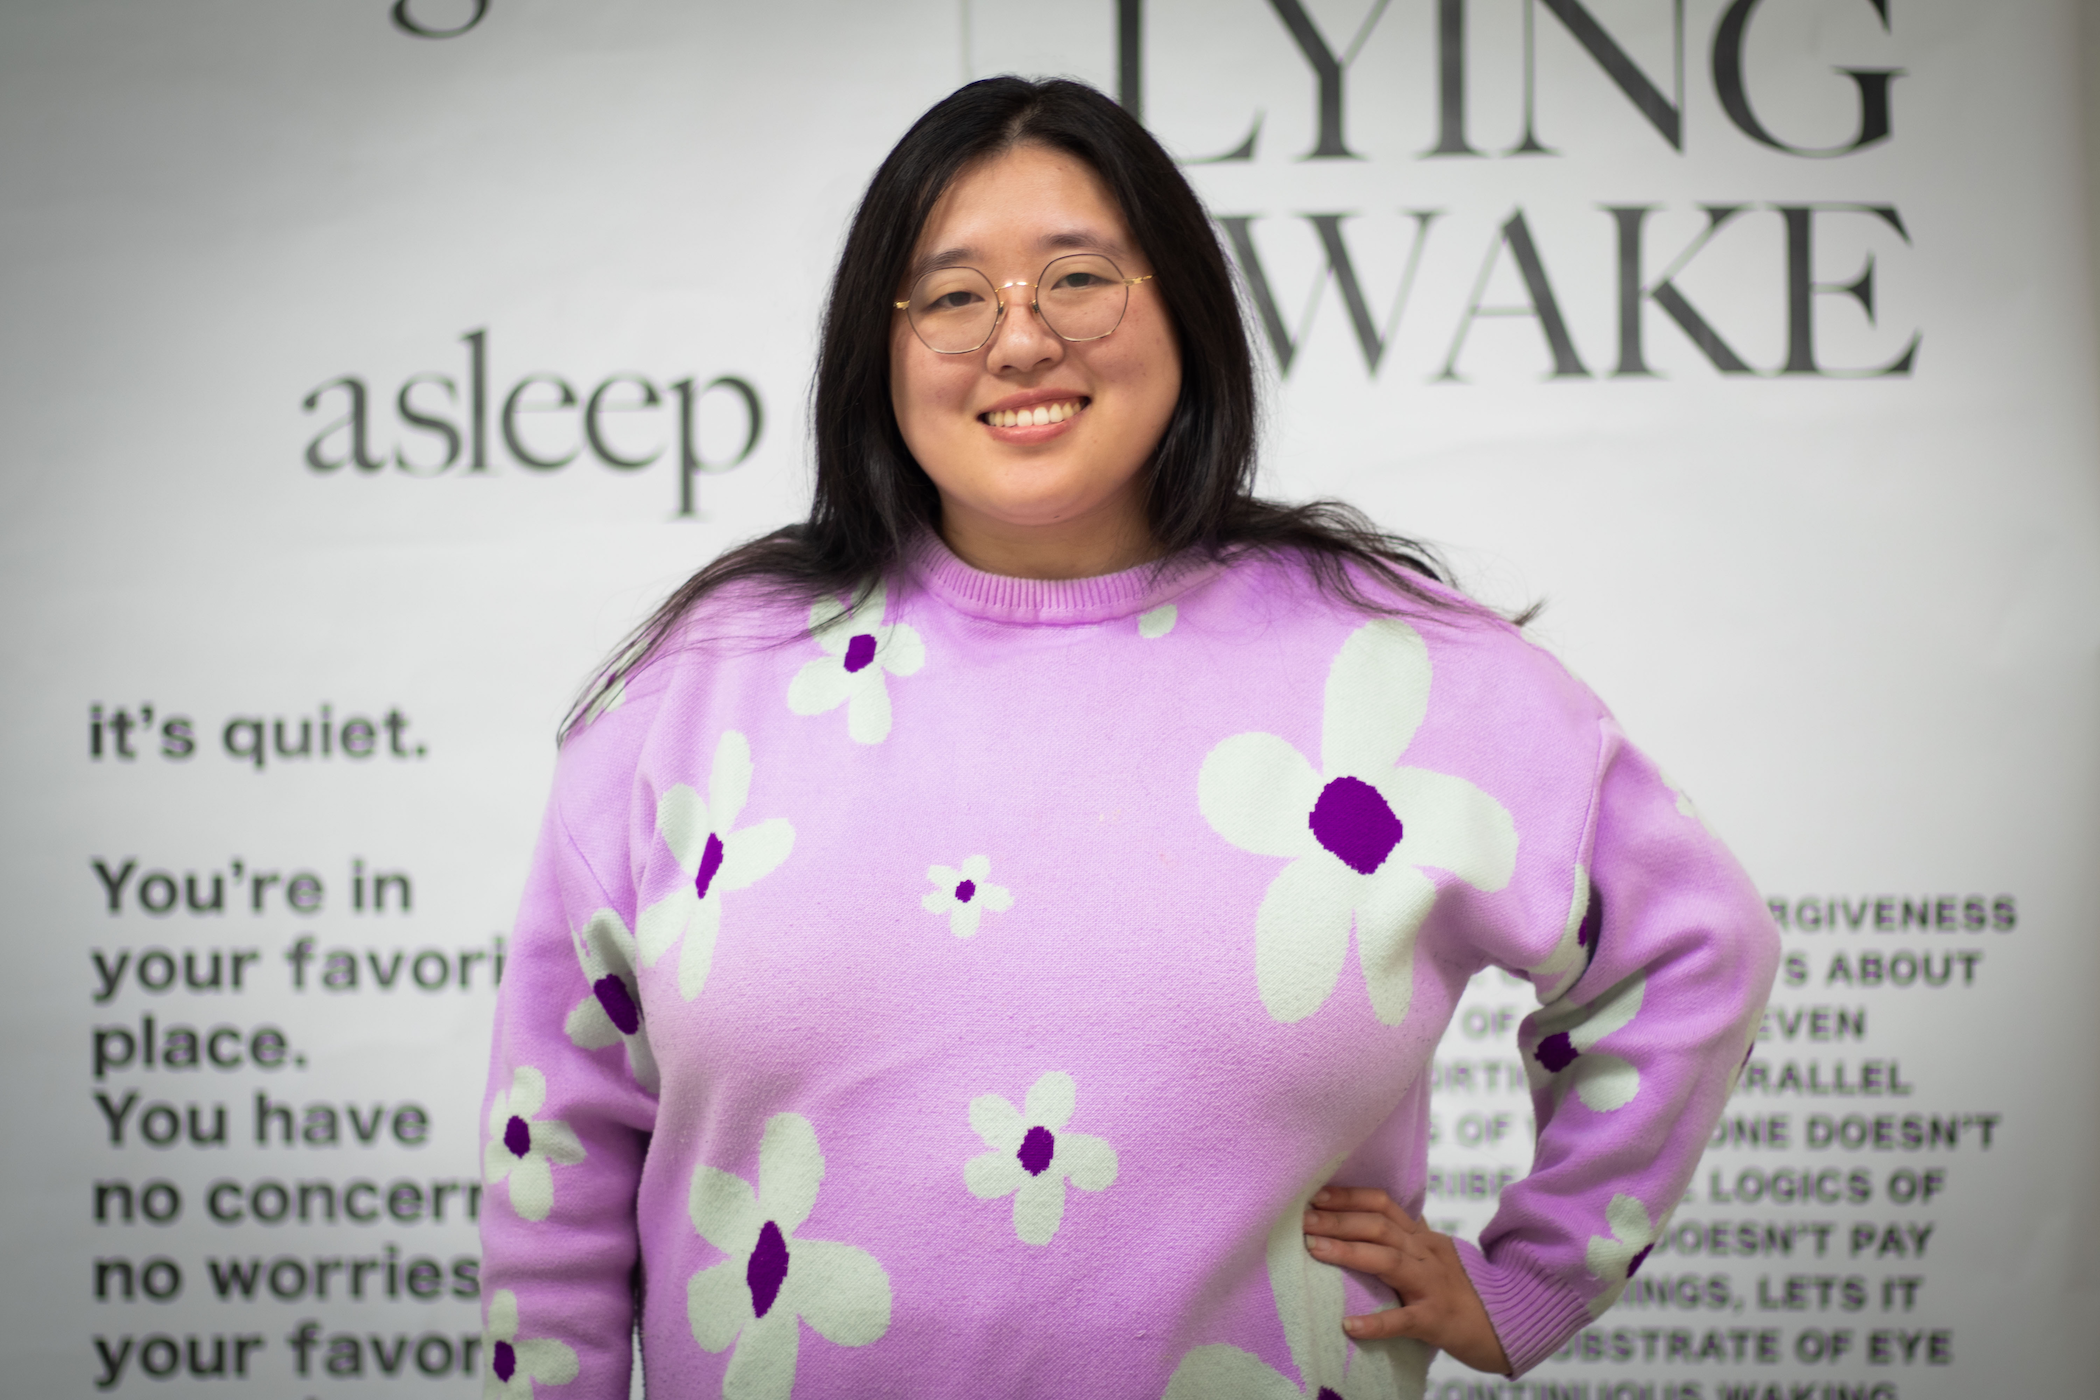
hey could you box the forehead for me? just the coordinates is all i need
[910,144,1135,277]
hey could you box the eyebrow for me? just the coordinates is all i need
[907,229,1132,283]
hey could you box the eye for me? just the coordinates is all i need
[1049,271,1109,291]
[925,289,985,312]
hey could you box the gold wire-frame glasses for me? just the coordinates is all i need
[893,252,1154,355]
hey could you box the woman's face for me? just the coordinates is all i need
[889,143,1181,574]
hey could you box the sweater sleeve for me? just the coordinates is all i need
[478,705,662,1400]
[1455,720,1780,1376]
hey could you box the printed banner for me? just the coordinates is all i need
[3,2,2095,1396]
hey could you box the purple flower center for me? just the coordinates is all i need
[1018,1125,1056,1177]
[1578,888,1604,950]
[1317,1390,1345,1400]
[955,879,976,904]
[1535,1032,1579,1074]
[593,973,640,1036]
[694,832,726,901]
[1308,776,1404,875]
[492,1340,517,1382]
[748,1220,790,1318]
[1627,1243,1654,1277]
[843,633,878,673]
[503,1115,531,1158]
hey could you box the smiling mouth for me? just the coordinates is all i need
[981,398,1087,428]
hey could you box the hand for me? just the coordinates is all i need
[1301,1186,1511,1376]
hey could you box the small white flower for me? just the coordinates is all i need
[576,638,649,731]
[1585,1193,1662,1315]
[564,908,658,1092]
[786,581,925,744]
[1139,603,1178,638]
[1523,970,1646,1113]
[482,1289,579,1400]
[638,730,795,1001]
[1725,1036,1757,1098]
[964,1072,1117,1245]
[687,1114,892,1400]
[484,1066,586,1223]
[1528,864,1602,1004]
[1659,767,1721,838]
[581,677,626,727]
[1199,619,1518,1027]
[1162,1174,1422,1398]
[921,855,1014,939]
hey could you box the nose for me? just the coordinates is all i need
[985,284,1062,375]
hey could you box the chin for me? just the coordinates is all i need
[971,469,1120,522]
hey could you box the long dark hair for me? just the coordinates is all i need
[562,76,1469,742]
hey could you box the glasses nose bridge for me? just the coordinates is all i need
[993,278,1041,319]
[985,277,1053,349]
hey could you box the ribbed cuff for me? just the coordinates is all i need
[1453,1238,1596,1378]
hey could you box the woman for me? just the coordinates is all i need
[478,77,1777,1400]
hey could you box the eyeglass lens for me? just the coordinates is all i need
[905,253,1133,354]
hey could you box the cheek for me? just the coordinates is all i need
[890,336,974,444]
[1115,324,1182,424]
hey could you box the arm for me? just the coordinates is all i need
[478,754,662,1398]
[1306,725,1779,1375]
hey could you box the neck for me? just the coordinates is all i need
[935,494,1161,580]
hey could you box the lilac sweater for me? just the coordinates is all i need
[479,540,1778,1400]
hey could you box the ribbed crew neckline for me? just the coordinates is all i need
[906,530,1220,626]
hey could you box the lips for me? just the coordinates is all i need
[980,397,1086,428]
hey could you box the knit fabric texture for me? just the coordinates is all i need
[478,538,1779,1400]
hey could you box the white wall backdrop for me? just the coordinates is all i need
[3,1,2096,1396]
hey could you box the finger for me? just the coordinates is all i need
[1302,1206,1405,1244]
[1313,1187,1425,1233]
[1306,1231,1444,1297]
[1340,1303,1434,1343]
[1302,1234,1406,1280]
[1311,1186,1393,1214]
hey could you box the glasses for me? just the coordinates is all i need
[893,253,1153,355]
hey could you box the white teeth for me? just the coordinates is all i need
[987,400,1081,428]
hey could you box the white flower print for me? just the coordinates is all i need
[1139,602,1178,638]
[1527,864,1602,1004]
[577,639,648,731]
[1523,970,1646,1113]
[1725,1036,1757,1098]
[580,676,626,728]
[786,581,925,744]
[482,1289,579,1400]
[687,1114,892,1400]
[922,855,1014,939]
[1199,619,1518,1026]
[964,1071,1118,1245]
[484,1066,586,1223]
[1162,1174,1425,1399]
[1659,767,1720,839]
[564,908,659,1092]
[637,730,795,1001]
[1585,1193,1663,1316]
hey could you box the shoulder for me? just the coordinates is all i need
[1187,549,1608,738]
[1405,578,1610,737]
[554,581,817,803]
